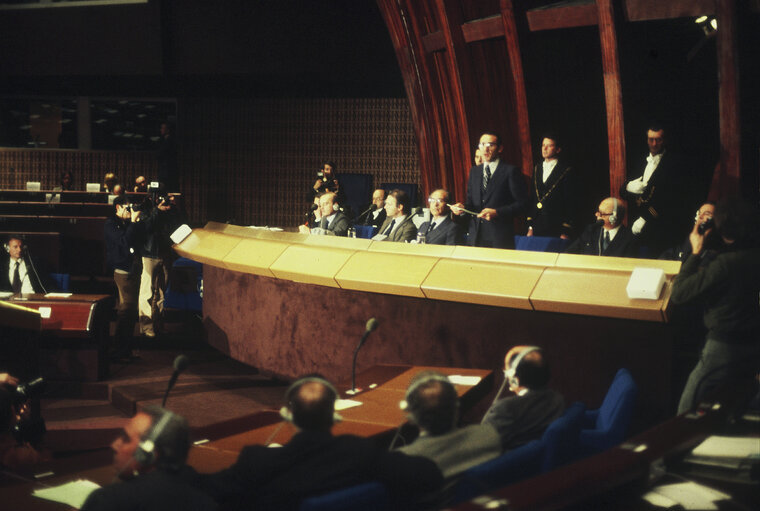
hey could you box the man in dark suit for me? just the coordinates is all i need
[566,197,639,258]
[376,188,418,243]
[81,407,216,511]
[1,236,47,295]
[482,346,565,451]
[357,188,388,229]
[453,132,528,249]
[299,192,350,236]
[526,134,578,239]
[416,189,461,245]
[620,125,686,257]
[198,376,442,510]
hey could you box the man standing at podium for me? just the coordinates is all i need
[453,132,528,249]
[1,236,46,295]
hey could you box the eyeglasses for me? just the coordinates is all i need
[478,142,498,149]
[427,197,445,205]
[597,211,613,216]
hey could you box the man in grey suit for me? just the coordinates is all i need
[416,189,462,245]
[376,189,417,243]
[482,346,565,450]
[398,371,501,479]
[299,192,350,236]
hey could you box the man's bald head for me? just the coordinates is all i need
[289,379,337,432]
[596,197,625,230]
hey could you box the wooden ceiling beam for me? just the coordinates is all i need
[526,2,599,32]
[624,0,716,22]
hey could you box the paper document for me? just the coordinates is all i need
[33,479,101,508]
[448,375,482,386]
[643,481,730,510]
[335,399,363,411]
[45,293,73,298]
[691,436,760,459]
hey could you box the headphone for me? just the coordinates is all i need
[333,202,340,212]
[505,346,542,390]
[134,409,177,466]
[279,376,342,425]
[3,235,25,254]
[608,198,620,226]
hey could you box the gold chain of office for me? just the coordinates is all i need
[534,165,573,209]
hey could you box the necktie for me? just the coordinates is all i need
[384,219,396,236]
[12,261,21,294]
[427,221,436,233]
[603,231,611,253]
[482,164,491,193]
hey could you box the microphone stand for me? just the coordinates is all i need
[350,318,378,394]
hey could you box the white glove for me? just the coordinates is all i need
[631,217,646,235]
[626,178,646,195]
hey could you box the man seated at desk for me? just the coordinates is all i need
[416,189,462,245]
[482,346,565,451]
[565,197,638,258]
[0,235,47,295]
[398,371,501,479]
[198,375,442,510]
[375,189,418,243]
[81,406,215,511]
[298,192,350,236]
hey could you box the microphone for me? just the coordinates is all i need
[161,354,189,407]
[595,218,605,227]
[350,318,379,394]
[355,204,376,223]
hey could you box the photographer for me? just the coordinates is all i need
[1,375,46,472]
[136,185,183,338]
[672,197,760,414]
[105,196,143,360]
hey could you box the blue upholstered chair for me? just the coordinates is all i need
[514,235,571,253]
[381,182,418,208]
[164,257,203,312]
[579,368,638,456]
[451,439,544,504]
[540,401,586,472]
[354,225,378,239]
[338,173,373,220]
[298,482,389,511]
[48,272,71,292]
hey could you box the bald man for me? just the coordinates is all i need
[482,346,565,451]
[566,197,639,257]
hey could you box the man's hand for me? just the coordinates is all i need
[560,234,569,240]
[0,373,19,386]
[689,221,710,255]
[631,217,646,235]
[298,224,311,234]
[526,226,533,237]
[130,209,141,223]
[626,178,646,195]
[477,208,498,221]
[156,199,171,212]
[451,202,465,216]
[313,179,323,191]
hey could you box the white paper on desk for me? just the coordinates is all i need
[33,479,101,508]
[691,436,760,458]
[45,292,73,298]
[644,481,730,510]
[447,375,482,386]
[0,291,13,299]
[335,399,362,411]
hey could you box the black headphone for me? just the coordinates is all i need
[505,346,542,390]
[279,376,342,425]
[3,235,25,254]
[134,409,177,466]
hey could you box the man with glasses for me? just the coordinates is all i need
[416,189,461,245]
[453,132,528,249]
[566,197,638,257]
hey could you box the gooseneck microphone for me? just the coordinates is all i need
[355,204,376,223]
[23,245,49,295]
[162,354,189,407]
[351,318,379,394]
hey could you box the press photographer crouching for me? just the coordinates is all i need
[0,374,47,472]
[133,183,184,338]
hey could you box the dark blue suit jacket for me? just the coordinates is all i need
[417,216,461,245]
[465,160,528,248]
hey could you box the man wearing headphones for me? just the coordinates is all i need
[565,197,639,257]
[81,406,215,511]
[199,375,442,510]
[1,235,47,295]
[482,346,565,451]
[398,371,501,479]
[298,192,350,236]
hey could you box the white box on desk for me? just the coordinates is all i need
[626,267,666,300]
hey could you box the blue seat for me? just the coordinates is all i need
[298,482,389,511]
[354,225,377,239]
[452,439,544,504]
[514,235,571,253]
[541,401,586,472]
[381,182,418,208]
[579,368,638,456]
[164,257,202,312]
[339,173,373,221]
[48,272,71,292]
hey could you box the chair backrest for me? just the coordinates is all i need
[595,368,638,436]
[381,182,418,209]
[514,235,571,253]
[339,173,373,221]
[541,401,585,472]
[452,439,544,504]
[298,481,389,511]
[48,272,71,292]
[354,225,377,239]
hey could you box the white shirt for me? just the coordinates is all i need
[8,257,34,294]
[542,159,558,183]
[371,209,382,220]
[603,224,622,242]
[387,215,407,236]
[642,152,663,186]
[482,159,500,181]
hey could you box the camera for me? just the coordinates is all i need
[13,377,45,407]
[11,377,47,446]
[697,217,714,235]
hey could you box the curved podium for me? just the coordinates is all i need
[175,222,682,424]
